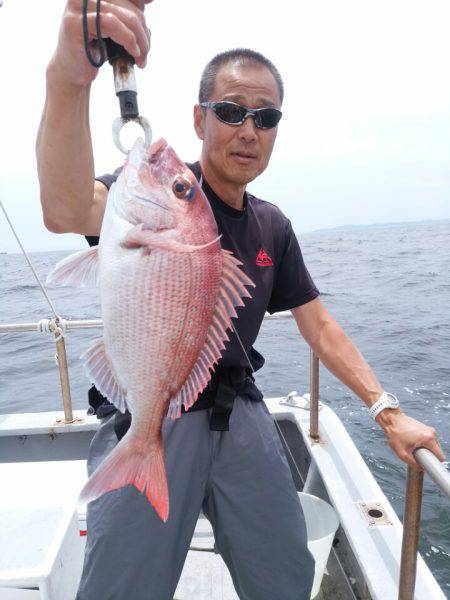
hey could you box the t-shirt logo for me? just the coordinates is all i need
[256,248,273,267]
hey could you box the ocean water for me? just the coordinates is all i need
[0,220,449,591]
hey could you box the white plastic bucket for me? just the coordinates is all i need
[297,492,340,599]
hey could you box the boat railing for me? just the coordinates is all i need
[308,345,450,600]
[1,315,449,600]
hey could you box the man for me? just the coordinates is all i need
[36,2,445,599]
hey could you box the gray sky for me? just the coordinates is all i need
[0,0,449,252]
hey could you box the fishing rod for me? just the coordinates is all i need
[82,0,152,154]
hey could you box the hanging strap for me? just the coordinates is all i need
[114,409,133,441]
[208,366,263,431]
[208,381,238,432]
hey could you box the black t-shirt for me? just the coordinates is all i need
[87,161,320,374]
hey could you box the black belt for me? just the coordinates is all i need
[87,366,263,441]
[200,366,263,431]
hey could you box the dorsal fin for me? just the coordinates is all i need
[166,249,254,420]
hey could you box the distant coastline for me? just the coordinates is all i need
[1,218,449,255]
[307,217,450,234]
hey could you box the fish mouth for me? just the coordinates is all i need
[147,138,168,166]
[146,138,187,186]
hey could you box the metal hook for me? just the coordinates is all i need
[112,116,152,154]
[102,40,152,154]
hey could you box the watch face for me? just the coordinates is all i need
[387,393,399,408]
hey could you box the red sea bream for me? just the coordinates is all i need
[47,138,254,522]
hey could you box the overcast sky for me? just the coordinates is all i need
[0,0,449,253]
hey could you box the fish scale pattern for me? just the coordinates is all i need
[100,234,226,435]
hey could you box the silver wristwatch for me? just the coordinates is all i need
[368,392,400,420]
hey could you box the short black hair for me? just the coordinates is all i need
[198,48,284,105]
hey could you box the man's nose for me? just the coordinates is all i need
[237,115,258,142]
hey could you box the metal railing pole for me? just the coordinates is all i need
[398,465,424,599]
[54,332,74,423]
[398,449,449,598]
[309,349,320,440]
[0,319,103,333]
[0,313,289,335]
[414,447,450,500]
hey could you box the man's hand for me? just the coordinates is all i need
[49,0,153,87]
[376,409,446,471]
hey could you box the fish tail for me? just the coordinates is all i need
[79,434,169,522]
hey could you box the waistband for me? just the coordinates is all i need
[181,366,261,413]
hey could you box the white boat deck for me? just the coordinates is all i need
[0,460,85,599]
[0,457,239,599]
[174,518,239,600]
[0,399,446,599]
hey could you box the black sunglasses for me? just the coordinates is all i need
[200,101,282,130]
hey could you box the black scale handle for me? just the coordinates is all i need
[103,38,139,120]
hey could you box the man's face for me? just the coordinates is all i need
[194,62,281,188]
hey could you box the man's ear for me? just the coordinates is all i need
[193,104,205,140]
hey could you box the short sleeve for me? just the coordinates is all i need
[85,235,99,247]
[95,166,123,191]
[267,219,320,314]
[85,167,123,246]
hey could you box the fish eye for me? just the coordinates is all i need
[172,177,195,201]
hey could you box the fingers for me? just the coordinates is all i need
[415,426,446,462]
[69,0,151,68]
[385,415,446,473]
[408,439,445,472]
[387,437,414,468]
[82,13,137,64]
[388,439,424,471]
[431,438,446,462]
[414,439,446,463]
[102,1,150,67]
[398,449,424,472]
[126,0,150,8]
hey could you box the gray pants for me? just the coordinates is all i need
[76,396,315,600]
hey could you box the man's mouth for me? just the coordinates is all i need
[230,151,258,164]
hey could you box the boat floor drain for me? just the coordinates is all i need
[357,501,393,526]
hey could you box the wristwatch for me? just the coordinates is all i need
[368,391,400,420]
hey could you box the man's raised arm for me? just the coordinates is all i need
[36,0,152,236]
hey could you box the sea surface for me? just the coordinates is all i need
[1,220,449,592]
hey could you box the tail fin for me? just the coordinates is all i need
[79,435,169,522]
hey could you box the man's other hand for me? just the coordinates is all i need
[377,410,446,471]
[49,0,153,87]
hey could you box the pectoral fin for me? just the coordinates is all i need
[46,246,99,287]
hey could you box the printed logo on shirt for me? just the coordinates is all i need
[256,248,273,267]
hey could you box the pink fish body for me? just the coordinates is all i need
[47,138,254,521]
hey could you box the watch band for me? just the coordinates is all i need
[368,392,399,420]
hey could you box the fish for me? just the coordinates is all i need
[46,137,254,522]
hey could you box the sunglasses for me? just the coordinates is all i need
[200,101,282,130]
